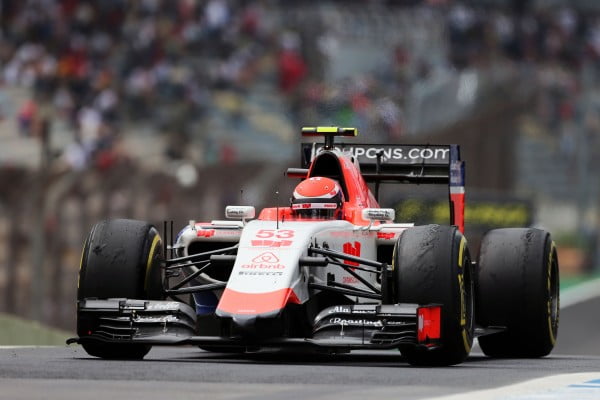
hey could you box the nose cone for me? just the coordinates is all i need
[232,315,258,336]
[216,288,300,315]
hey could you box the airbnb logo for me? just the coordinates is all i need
[252,252,280,263]
[241,252,286,270]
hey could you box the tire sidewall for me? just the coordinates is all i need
[78,219,164,301]
[77,219,164,360]
[393,224,473,365]
[476,228,559,357]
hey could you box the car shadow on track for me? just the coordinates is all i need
[140,347,506,368]
[72,347,574,370]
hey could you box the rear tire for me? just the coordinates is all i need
[476,228,559,358]
[393,224,474,366]
[78,219,164,359]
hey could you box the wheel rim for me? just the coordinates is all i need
[458,237,474,353]
[462,254,474,352]
[466,259,475,335]
[549,248,559,338]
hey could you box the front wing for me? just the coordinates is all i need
[68,299,445,351]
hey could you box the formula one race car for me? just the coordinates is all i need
[68,127,559,366]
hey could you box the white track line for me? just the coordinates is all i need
[425,373,600,400]
[560,276,600,309]
[463,279,600,399]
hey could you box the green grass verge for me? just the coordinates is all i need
[0,313,72,345]
[561,272,600,291]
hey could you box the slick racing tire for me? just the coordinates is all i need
[77,219,164,360]
[393,225,474,366]
[476,228,559,358]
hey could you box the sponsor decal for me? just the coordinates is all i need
[197,229,215,238]
[450,160,465,186]
[329,317,383,327]
[252,252,279,263]
[385,320,413,326]
[377,232,396,240]
[292,203,337,210]
[251,239,293,247]
[351,309,377,314]
[364,209,394,221]
[196,228,240,238]
[240,251,286,269]
[327,306,376,314]
[343,241,361,267]
[316,145,450,162]
[343,276,359,284]
[225,206,255,219]
[146,302,183,311]
[227,209,246,217]
[214,230,242,236]
[239,271,284,276]
[394,198,532,228]
[240,263,285,269]
[328,306,352,314]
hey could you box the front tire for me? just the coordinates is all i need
[77,219,164,359]
[393,224,474,366]
[476,228,559,358]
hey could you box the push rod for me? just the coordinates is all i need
[165,245,238,264]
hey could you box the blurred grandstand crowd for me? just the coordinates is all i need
[1,0,599,169]
[2,0,600,328]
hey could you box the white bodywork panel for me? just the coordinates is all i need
[176,216,412,316]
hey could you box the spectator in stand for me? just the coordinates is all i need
[2,0,600,166]
[17,98,37,137]
[278,32,307,95]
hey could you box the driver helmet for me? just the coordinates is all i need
[291,177,344,219]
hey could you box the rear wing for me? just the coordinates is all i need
[301,143,460,184]
[300,142,466,232]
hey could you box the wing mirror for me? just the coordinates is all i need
[225,206,255,222]
[362,208,395,223]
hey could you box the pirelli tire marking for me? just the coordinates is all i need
[144,234,161,292]
[77,235,89,290]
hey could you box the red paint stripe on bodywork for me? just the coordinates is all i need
[450,193,465,233]
[217,288,301,315]
[417,305,441,342]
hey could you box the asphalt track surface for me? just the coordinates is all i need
[0,297,599,400]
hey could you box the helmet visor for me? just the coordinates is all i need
[291,202,339,219]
